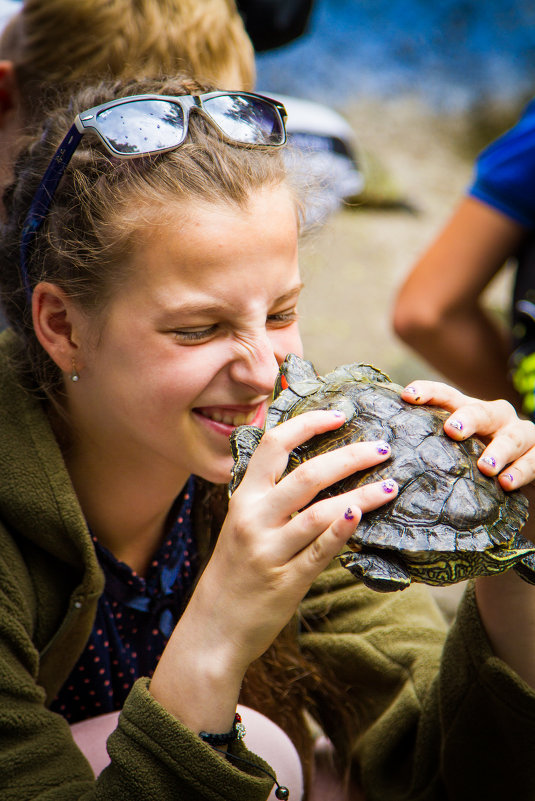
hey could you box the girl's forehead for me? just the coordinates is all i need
[128,182,298,234]
[114,186,301,304]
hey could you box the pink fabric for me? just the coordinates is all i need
[309,736,365,801]
[70,711,118,776]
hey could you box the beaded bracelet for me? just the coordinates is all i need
[199,712,246,746]
[200,715,290,800]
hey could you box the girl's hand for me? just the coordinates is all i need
[398,380,535,692]
[401,380,535,491]
[192,409,398,672]
[152,409,398,734]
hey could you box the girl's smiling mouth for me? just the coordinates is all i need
[193,404,266,432]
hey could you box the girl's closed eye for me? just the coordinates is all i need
[171,324,219,344]
[171,307,299,343]
[267,307,299,327]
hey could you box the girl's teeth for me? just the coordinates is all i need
[205,409,257,426]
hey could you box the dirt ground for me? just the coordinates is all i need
[297,97,513,618]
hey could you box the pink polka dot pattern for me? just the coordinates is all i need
[51,478,196,724]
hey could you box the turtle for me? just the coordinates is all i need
[229,353,535,592]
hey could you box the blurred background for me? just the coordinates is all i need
[1,0,533,389]
[252,0,535,386]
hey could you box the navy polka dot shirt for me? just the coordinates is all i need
[51,477,196,724]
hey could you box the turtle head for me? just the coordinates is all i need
[265,355,327,431]
[267,354,358,430]
[274,354,321,399]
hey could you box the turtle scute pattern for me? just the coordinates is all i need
[229,354,533,592]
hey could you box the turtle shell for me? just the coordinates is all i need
[229,354,533,592]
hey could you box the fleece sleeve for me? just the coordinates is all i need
[299,564,535,801]
[0,548,276,801]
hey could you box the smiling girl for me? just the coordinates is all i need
[1,75,535,801]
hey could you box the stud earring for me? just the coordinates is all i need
[70,360,80,382]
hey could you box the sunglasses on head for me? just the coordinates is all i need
[20,90,288,301]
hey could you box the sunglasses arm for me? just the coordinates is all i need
[19,123,83,301]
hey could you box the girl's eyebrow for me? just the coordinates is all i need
[274,283,305,304]
[160,283,305,318]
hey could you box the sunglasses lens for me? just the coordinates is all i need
[202,94,285,145]
[94,99,186,154]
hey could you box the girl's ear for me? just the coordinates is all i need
[32,282,86,373]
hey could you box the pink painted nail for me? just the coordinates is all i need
[382,479,396,494]
[344,507,355,520]
[376,441,390,455]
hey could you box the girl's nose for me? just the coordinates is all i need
[229,334,280,394]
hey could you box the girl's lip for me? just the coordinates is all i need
[192,403,266,433]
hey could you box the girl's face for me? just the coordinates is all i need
[70,184,303,486]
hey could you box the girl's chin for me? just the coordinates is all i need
[197,457,234,486]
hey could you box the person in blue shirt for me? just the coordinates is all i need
[393,96,535,416]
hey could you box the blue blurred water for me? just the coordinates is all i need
[256,0,535,112]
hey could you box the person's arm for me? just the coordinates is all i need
[301,382,535,801]
[402,379,535,685]
[0,530,281,800]
[393,196,527,403]
[0,410,397,800]
[302,564,535,801]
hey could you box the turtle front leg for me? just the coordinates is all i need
[514,552,535,585]
[339,549,411,592]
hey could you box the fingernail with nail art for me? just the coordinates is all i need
[332,411,345,419]
[344,507,355,521]
[502,472,514,483]
[376,441,390,455]
[404,385,420,400]
[448,418,464,432]
[481,455,496,468]
[382,479,396,494]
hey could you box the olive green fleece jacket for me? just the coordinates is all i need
[1,328,535,801]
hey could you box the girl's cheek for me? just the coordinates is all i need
[276,325,303,361]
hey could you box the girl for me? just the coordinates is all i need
[1,75,535,801]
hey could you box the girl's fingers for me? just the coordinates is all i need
[402,380,520,440]
[479,445,535,490]
[277,477,398,564]
[402,379,535,490]
[438,398,529,449]
[401,379,489,441]
[401,379,473,414]
[271,439,394,520]
[238,409,349,489]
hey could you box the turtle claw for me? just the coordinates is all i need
[339,549,411,593]
[513,552,535,585]
[229,425,264,495]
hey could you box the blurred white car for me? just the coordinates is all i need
[265,93,364,224]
